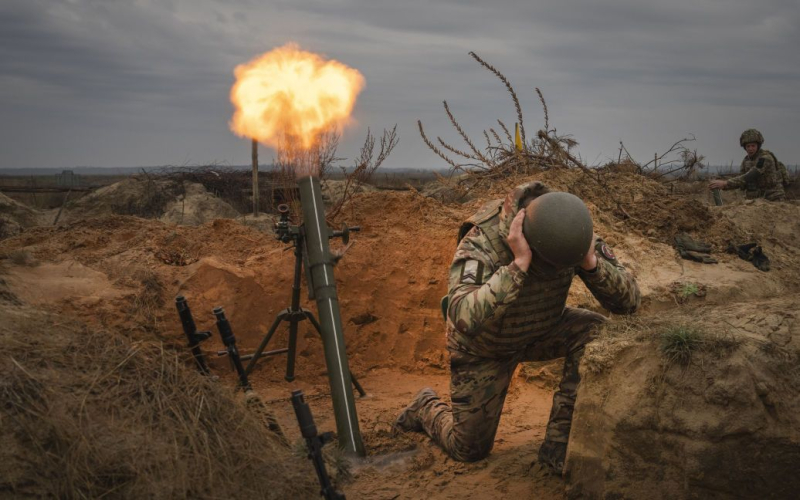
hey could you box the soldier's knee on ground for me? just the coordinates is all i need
[448,436,494,462]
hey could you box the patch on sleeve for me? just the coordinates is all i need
[598,242,618,264]
[756,157,765,169]
[460,259,485,285]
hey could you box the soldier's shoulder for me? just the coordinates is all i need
[458,199,503,242]
[469,199,503,226]
[756,150,776,166]
[759,149,776,159]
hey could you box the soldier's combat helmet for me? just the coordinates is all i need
[739,129,764,148]
[523,192,593,269]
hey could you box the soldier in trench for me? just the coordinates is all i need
[393,181,641,474]
[708,129,788,201]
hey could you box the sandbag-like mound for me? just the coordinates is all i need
[0,302,317,499]
[0,192,43,238]
[565,299,800,499]
[160,181,240,226]
[321,179,378,208]
[61,177,239,225]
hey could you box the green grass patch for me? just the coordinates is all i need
[660,325,705,365]
[676,282,700,298]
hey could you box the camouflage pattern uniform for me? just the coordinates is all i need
[725,148,786,201]
[397,182,641,465]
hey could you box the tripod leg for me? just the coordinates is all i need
[350,373,366,398]
[304,310,366,397]
[285,312,301,382]
[245,311,289,376]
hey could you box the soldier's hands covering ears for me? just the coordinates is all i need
[580,234,598,271]
[508,209,532,272]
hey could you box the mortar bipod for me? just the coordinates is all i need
[220,210,365,397]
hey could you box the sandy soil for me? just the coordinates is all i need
[1,171,799,499]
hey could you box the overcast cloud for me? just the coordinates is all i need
[1,0,798,170]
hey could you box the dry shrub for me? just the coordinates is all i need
[417,51,586,186]
[0,304,318,499]
[416,51,715,245]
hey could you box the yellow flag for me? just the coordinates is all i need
[515,123,523,151]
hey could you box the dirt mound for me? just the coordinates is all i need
[419,174,477,204]
[3,183,797,375]
[1,173,799,498]
[0,192,44,238]
[160,181,240,225]
[444,169,745,251]
[0,302,318,499]
[566,301,800,499]
[715,199,800,248]
[61,177,239,225]
[321,179,378,207]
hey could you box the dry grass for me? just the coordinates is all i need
[0,304,318,499]
[130,269,165,331]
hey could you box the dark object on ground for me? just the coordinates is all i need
[175,295,212,374]
[728,242,770,271]
[214,307,252,390]
[673,233,717,264]
[291,390,346,500]
[712,188,723,206]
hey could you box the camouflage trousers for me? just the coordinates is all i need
[746,188,785,201]
[416,307,605,462]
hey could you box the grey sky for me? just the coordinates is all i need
[1,0,798,170]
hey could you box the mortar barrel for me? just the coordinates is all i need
[297,175,365,457]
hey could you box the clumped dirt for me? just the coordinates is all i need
[1,168,799,499]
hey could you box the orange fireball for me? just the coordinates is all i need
[229,43,365,151]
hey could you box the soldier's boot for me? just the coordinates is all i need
[394,388,439,433]
[537,440,567,475]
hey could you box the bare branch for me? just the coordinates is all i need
[489,128,503,146]
[418,120,461,171]
[497,120,513,143]
[438,136,480,162]
[469,51,526,148]
[536,87,549,132]
[443,101,494,167]
[328,125,399,219]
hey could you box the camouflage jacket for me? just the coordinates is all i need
[446,182,641,358]
[726,148,785,201]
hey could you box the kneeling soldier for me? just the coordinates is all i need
[394,181,641,474]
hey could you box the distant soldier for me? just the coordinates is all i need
[709,129,787,201]
[394,182,641,475]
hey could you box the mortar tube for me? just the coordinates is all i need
[297,175,365,457]
[712,188,723,206]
